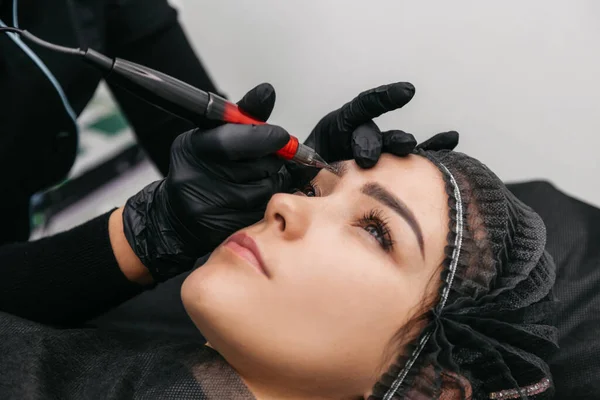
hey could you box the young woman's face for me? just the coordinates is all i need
[182,154,449,397]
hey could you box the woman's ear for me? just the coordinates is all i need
[366,368,472,400]
[440,370,472,400]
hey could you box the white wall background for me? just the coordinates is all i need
[175,0,600,207]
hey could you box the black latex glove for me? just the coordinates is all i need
[416,131,459,151]
[304,82,418,168]
[123,83,291,282]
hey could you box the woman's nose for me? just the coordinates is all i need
[264,193,311,240]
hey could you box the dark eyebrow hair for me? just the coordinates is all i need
[328,161,348,177]
[361,182,425,258]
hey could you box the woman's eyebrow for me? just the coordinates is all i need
[328,161,348,177]
[361,182,425,258]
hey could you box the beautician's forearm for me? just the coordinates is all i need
[0,210,145,326]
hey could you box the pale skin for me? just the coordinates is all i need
[109,154,449,399]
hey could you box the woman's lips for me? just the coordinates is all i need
[223,233,269,277]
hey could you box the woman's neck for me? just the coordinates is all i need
[203,344,360,400]
[191,345,255,399]
[236,364,364,400]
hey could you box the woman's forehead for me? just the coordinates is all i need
[332,155,446,201]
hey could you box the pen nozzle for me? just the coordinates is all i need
[292,144,336,172]
[310,153,337,174]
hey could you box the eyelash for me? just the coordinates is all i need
[297,182,395,252]
[300,181,319,197]
[355,209,395,252]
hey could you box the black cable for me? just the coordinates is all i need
[0,26,22,34]
[0,26,84,55]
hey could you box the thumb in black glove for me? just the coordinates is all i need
[235,82,276,122]
[416,130,459,151]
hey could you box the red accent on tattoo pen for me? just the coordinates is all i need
[222,102,299,160]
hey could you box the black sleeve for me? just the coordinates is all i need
[0,211,144,326]
[105,0,223,176]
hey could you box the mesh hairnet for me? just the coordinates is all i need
[371,148,559,400]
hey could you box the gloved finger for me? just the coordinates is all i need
[338,82,415,131]
[186,124,290,160]
[351,121,383,169]
[236,83,276,122]
[239,165,292,209]
[285,161,319,189]
[195,210,265,250]
[200,165,292,210]
[198,155,286,184]
[382,130,417,156]
[416,131,459,151]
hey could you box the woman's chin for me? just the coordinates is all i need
[181,247,258,334]
[180,260,220,329]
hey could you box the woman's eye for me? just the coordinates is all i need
[364,224,383,242]
[301,183,317,197]
[356,210,395,252]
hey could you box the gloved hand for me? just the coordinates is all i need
[305,82,418,168]
[122,83,291,282]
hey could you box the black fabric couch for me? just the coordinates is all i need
[508,181,600,399]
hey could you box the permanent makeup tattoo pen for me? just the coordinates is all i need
[1,27,335,172]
